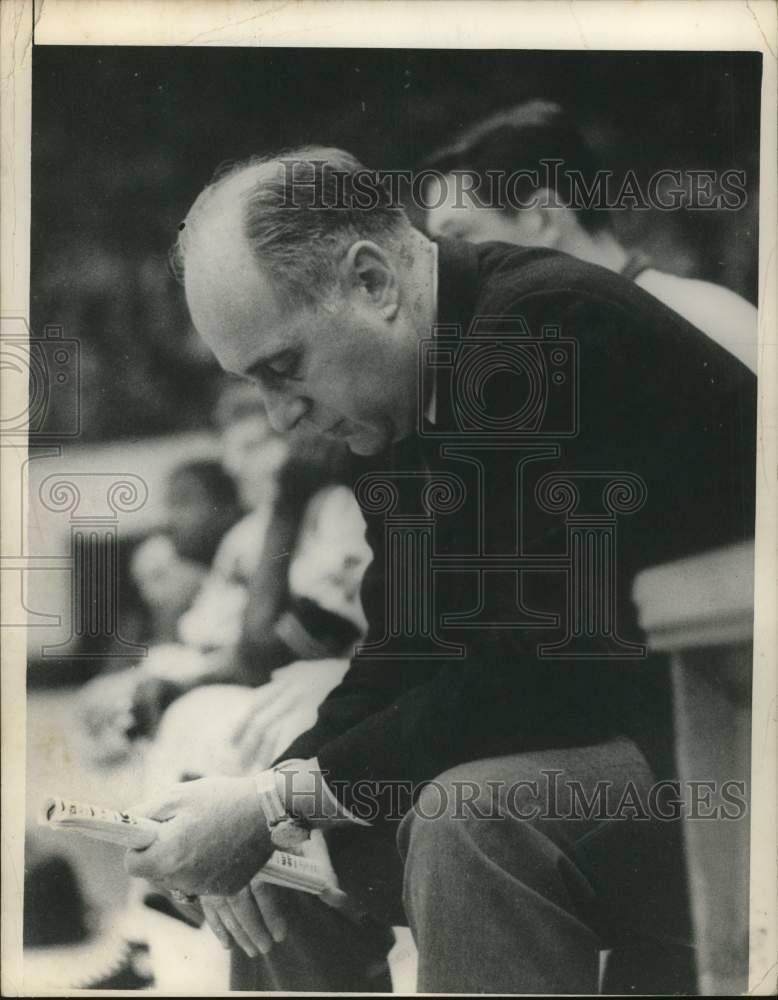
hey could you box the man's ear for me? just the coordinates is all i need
[341,241,400,319]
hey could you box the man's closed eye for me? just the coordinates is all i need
[256,351,302,386]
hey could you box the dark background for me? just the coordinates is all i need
[31,47,761,442]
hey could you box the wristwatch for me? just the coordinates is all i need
[255,769,311,850]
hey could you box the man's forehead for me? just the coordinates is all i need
[184,218,286,374]
[184,197,255,292]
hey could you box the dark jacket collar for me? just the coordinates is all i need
[435,238,481,333]
[348,239,482,480]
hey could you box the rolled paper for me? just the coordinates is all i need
[39,796,159,849]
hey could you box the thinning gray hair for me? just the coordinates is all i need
[171,146,412,307]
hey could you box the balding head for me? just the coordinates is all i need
[174,147,434,457]
[174,148,412,308]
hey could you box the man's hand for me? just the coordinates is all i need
[200,881,287,957]
[198,829,346,957]
[124,776,271,896]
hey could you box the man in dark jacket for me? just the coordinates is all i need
[126,147,756,993]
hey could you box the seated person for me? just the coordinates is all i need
[123,148,756,994]
[130,532,208,646]
[423,99,758,372]
[144,436,373,786]
[166,458,244,568]
[233,434,370,680]
[79,458,242,762]
[80,387,372,767]
[78,384,283,762]
[134,459,242,644]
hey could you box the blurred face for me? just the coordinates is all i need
[220,414,285,509]
[288,486,373,627]
[307,491,373,600]
[184,207,420,457]
[166,473,214,554]
[425,173,549,247]
[131,536,205,611]
[166,471,238,561]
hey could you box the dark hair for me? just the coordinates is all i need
[166,459,243,564]
[172,146,412,306]
[168,459,241,510]
[424,100,611,235]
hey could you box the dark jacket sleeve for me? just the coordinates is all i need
[311,639,628,814]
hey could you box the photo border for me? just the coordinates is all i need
[2,1,775,994]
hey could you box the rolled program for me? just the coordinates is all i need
[39,796,159,849]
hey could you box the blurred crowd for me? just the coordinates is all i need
[80,379,371,774]
[25,377,373,989]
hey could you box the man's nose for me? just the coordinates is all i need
[264,389,310,434]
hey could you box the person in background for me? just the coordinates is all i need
[423,99,758,373]
[78,385,372,982]
[166,458,244,568]
[170,384,289,663]
[79,459,243,762]
[132,459,243,644]
[142,431,373,784]
[80,381,372,767]
[234,434,368,681]
[133,419,373,977]
[78,383,285,760]
[130,534,207,646]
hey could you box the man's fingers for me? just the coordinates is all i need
[250,880,287,944]
[227,891,273,954]
[214,901,260,958]
[201,898,233,951]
